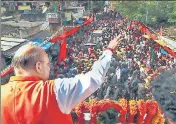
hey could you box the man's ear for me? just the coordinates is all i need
[35,61,43,74]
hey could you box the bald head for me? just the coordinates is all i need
[12,42,51,81]
[12,43,46,70]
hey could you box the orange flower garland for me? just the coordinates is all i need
[74,101,89,124]
[127,100,138,123]
[117,98,128,123]
[90,99,117,124]
[152,108,165,124]
[144,100,158,124]
[89,99,99,124]
[137,99,147,124]
[73,99,165,124]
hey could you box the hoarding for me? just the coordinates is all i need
[47,13,58,23]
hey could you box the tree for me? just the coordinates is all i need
[114,1,176,27]
[91,1,105,14]
[168,1,176,24]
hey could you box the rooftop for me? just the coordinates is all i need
[1,37,29,56]
[1,20,43,28]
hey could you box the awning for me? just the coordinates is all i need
[1,37,27,52]
[75,20,84,24]
[32,39,54,50]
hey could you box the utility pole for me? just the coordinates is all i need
[59,0,64,27]
[146,2,148,23]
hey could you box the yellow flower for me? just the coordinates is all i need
[129,100,137,115]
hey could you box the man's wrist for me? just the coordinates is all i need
[105,47,115,53]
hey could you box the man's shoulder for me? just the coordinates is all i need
[1,80,55,90]
[1,83,9,91]
[40,80,55,88]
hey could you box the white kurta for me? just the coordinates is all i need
[54,50,113,114]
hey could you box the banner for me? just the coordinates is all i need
[50,16,94,61]
[65,12,72,21]
[58,38,67,61]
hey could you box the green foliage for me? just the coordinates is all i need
[114,1,176,27]
[91,1,105,14]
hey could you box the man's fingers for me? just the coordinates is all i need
[118,38,124,42]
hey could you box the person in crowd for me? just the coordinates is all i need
[1,34,123,124]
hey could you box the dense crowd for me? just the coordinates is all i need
[48,11,176,103]
[1,10,176,123]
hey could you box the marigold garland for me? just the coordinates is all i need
[73,99,165,124]
[90,99,117,124]
[74,101,89,124]
[137,99,147,124]
[127,100,137,123]
[152,108,165,124]
[117,98,128,123]
[144,100,158,124]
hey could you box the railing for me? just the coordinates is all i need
[73,99,165,124]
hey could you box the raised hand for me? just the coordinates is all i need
[107,34,124,50]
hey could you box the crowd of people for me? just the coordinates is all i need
[1,10,176,124]
[48,11,176,103]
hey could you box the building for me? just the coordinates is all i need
[2,20,44,39]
